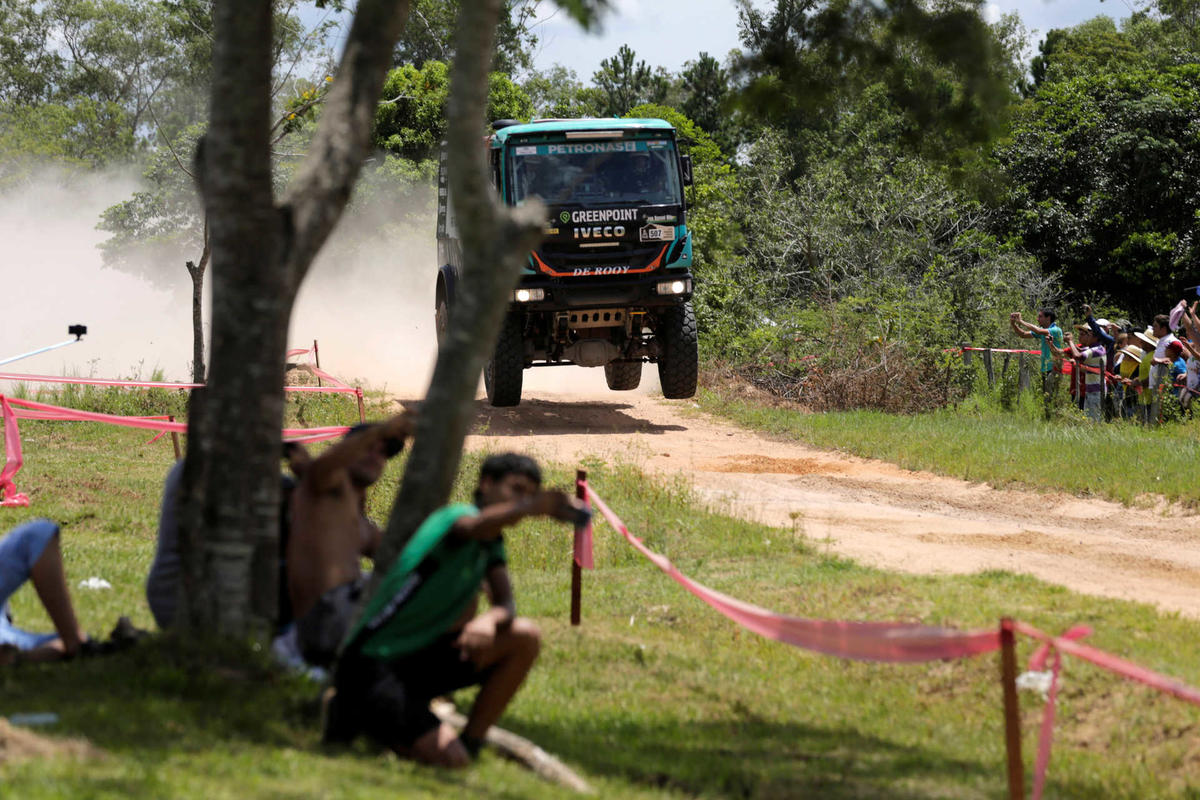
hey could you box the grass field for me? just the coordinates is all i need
[696,382,1200,508]
[1,391,1199,798]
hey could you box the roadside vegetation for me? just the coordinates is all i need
[2,418,1200,798]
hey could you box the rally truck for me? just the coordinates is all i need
[435,117,698,407]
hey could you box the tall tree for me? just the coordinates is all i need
[681,52,732,149]
[393,0,541,74]
[177,0,412,634]
[177,0,604,635]
[734,0,1018,173]
[522,64,604,118]
[998,64,1200,313]
[592,44,670,116]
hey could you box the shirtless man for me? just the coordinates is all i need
[288,412,415,667]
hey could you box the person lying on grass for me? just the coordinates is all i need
[287,412,415,669]
[0,519,87,665]
[325,453,589,768]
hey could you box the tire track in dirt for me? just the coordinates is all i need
[458,391,1200,618]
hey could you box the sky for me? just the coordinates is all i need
[526,0,1132,78]
[312,0,1135,79]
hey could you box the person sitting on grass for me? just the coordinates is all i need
[0,519,87,665]
[326,453,589,768]
[288,413,416,669]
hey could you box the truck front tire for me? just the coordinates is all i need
[484,312,524,407]
[656,301,698,399]
[604,360,642,391]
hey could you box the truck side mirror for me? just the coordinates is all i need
[680,154,694,187]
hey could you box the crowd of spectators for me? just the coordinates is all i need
[1009,300,1200,424]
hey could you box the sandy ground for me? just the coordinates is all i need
[462,389,1200,619]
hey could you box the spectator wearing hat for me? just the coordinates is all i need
[1134,328,1158,424]
[1064,327,1106,421]
[1114,333,1141,418]
[1010,309,1063,415]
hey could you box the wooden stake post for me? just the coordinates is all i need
[355,387,366,423]
[571,469,585,626]
[313,338,322,387]
[168,414,182,460]
[1000,618,1025,800]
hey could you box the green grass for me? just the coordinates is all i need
[2,406,1200,798]
[696,383,1200,507]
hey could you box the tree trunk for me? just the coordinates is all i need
[179,0,283,636]
[178,0,412,637]
[185,225,210,385]
[374,0,545,574]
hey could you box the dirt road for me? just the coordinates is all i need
[465,390,1200,618]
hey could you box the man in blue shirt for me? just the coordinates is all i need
[1010,308,1064,416]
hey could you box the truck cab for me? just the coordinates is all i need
[436,118,698,407]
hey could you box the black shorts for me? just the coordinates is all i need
[295,575,367,668]
[332,633,493,748]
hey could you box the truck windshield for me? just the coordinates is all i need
[508,139,681,207]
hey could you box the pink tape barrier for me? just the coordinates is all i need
[0,396,29,507]
[584,483,1001,662]
[0,395,350,443]
[0,371,358,395]
[1026,625,1091,800]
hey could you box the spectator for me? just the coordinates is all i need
[1082,305,1119,417]
[1116,338,1144,419]
[1149,314,1179,425]
[327,453,589,767]
[1064,327,1106,421]
[1134,328,1158,424]
[1181,339,1200,413]
[0,520,87,664]
[1010,309,1063,416]
[289,414,415,669]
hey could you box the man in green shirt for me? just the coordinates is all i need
[329,453,588,768]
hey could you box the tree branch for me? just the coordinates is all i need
[278,0,412,291]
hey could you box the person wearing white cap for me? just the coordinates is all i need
[1148,314,1178,425]
[1082,305,1118,419]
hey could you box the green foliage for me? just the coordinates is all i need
[1030,17,1148,89]
[98,123,206,286]
[625,104,745,355]
[392,0,541,75]
[998,63,1200,315]
[0,98,133,185]
[733,0,1021,174]
[592,45,678,117]
[680,53,735,152]
[521,65,605,119]
[372,61,534,162]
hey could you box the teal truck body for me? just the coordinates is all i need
[436,118,698,407]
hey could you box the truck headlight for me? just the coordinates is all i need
[655,278,690,295]
[513,288,545,302]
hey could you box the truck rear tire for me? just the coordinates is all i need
[484,312,524,407]
[656,301,698,399]
[604,360,642,391]
[435,295,449,348]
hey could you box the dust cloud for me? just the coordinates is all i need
[0,168,657,401]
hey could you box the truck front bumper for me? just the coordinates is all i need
[509,273,693,312]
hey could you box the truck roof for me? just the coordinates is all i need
[491,118,675,146]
